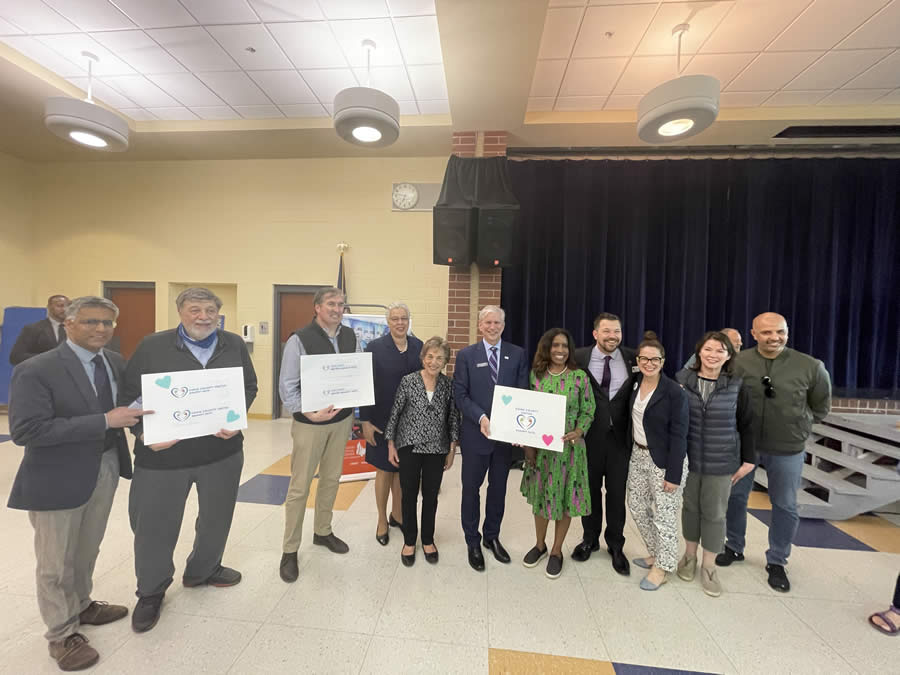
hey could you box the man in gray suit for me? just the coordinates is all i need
[8,296,147,672]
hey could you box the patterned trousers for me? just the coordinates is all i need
[626,445,688,572]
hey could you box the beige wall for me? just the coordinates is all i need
[23,156,449,415]
[0,152,35,314]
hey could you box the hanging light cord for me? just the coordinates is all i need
[673,23,690,76]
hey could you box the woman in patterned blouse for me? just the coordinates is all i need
[385,336,460,567]
[520,328,596,579]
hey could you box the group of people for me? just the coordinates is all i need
[5,288,898,672]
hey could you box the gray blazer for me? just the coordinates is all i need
[7,343,132,511]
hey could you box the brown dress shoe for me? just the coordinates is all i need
[79,600,128,625]
[48,633,99,671]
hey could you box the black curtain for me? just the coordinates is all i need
[501,158,899,397]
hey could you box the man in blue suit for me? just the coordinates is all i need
[453,305,529,571]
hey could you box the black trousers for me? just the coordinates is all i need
[582,427,630,550]
[398,447,445,547]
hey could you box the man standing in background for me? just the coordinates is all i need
[9,294,70,365]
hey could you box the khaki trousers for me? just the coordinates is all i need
[282,416,354,553]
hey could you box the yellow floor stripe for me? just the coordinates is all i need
[830,514,900,554]
[748,491,772,509]
[261,455,292,476]
[488,649,616,675]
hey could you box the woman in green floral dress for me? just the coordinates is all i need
[520,328,596,579]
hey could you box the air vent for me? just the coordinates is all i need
[775,125,900,139]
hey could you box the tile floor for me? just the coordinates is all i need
[0,417,897,674]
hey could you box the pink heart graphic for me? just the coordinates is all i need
[542,434,554,446]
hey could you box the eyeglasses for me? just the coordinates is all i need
[77,319,116,328]
[761,376,775,398]
[637,356,663,365]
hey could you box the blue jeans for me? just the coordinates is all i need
[724,452,804,566]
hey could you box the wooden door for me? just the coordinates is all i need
[276,291,316,417]
[108,287,155,359]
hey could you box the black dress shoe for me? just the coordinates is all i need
[376,531,389,546]
[766,563,791,592]
[608,548,631,576]
[483,539,511,564]
[389,515,403,528]
[401,549,416,567]
[468,546,486,571]
[279,552,299,583]
[571,540,600,562]
[131,593,164,633]
[313,533,350,554]
[424,545,439,564]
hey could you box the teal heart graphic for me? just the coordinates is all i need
[226,410,240,423]
[155,375,171,388]
[501,395,512,405]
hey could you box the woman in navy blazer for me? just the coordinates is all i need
[626,331,689,591]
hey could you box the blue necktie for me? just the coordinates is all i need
[92,354,114,412]
[489,346,499,384]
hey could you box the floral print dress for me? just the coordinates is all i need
[520,368,596,520]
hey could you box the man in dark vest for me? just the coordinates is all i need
[278,287,359,582]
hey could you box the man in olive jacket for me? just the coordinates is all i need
[716,312,831,593]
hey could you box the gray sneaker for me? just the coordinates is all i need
[701,566,722,597]
[523,545,548,568]
[545,554,563,579]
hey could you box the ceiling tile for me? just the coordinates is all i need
[299,68,357,101]
[178,0,259,25]
[146,72,225,106]
[786,49,892,90]
[768,0,891,51]
[538,7,582,60]
[351,65,414,99]
[148,27,238,71]
[874,88,900,103]
[66,77,136,107]
[840,0,900,49]
[559,57,627,96]
[323,103,334,114]
[103,75,180,106]
[727,51,822,91]
[331,18,403,67]
[234,104,284,118]
[196,70,271,105]
[387,0,435,17]
[396,100,418,114]
[393,15,442,64]
[417,99,448,114]
[682,53,756,89]
[318,1,390,20]
[249,70,317,104]
[820,88,893,105]
[37,34,136,75]
[120,108,157,120]
[761,90,828,106]
[572,4,656,58]
[0,1,79,33]
[613,55,675,96]
[111,0,198,29]
[1,36,84,76]
[0,17,23,34]
[718,91,770,107]
[268,22,346,69]
[406,63,446,99]
[190,105,241,119]
[527,97,555,111]
[42,0,134,31]
[701,0,809,53]
[845,50,900,88]
[279,102,329,117]
[636,1,734,56]
[555,96,608,111]
[206,23,293,70]
[604,94,641,110]
[247,0,323,22]
[90,30,186,74]
[530,59,567,97]
[147,106,199,120]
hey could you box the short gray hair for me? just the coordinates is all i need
[176,287,222,310]
[478,305,505,323]
[385,302,410,320]
[65,296,119,320]
[313,286,345,306]
[421,335,451,362]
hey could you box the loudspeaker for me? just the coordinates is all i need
[433,206,476,266]
[476,207,519,267]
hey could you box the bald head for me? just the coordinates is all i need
[721,328,743,352]
[750,312,788,358]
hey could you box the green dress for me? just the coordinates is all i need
[520,368,596,520]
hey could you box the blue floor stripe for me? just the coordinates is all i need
[614,664,718,675]
[748,509,874,551]
[0,434,10,444]
[236,474,291,506]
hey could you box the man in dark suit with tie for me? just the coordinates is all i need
[453,305,529,571]
[9,294,70,365]
[572,312,637,575]
[8,296,147,672]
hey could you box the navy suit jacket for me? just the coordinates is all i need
[453,340,529,455]
[628,373,689,485]
[7,343,132,511]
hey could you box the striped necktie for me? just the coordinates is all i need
[489,346,499,384]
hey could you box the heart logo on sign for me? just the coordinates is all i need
[516,413,536,430]
[155,375,172,388]
[170,386,188,398]
[501,395,512,405]
[173,409,191,422]
[226,410,240,423]
[542,434,554,446]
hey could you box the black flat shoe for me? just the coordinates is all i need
[483,538,510,564]
[389,515,403,528]
[401,549,416,567]
[468,546,485,571]
[424,546,439,564]
[376,531,389,546]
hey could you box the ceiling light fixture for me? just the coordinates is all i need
[44,51,129,152]
[637,23,720,144]
[333,39,400,148]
